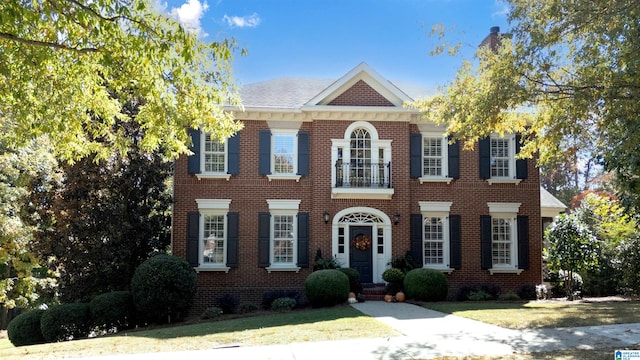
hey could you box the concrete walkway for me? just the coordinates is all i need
[70,302,640,360]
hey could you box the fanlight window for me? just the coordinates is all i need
[338,212,384,224]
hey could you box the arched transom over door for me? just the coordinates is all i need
[331,208,392,283]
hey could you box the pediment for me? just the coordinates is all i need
[305,62,412,107]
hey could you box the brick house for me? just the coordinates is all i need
[172,61,564,310]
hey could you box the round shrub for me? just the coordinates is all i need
[338,267,363,294]
[7,310,46,346]
[89,291,134,332]
[40,303,91,342]
[517,284,537,300]
[382,268,405,283]
[201,307,223,320]
[304,269,349,307]
[271,297,297,312]
[403,268,448,301]
[131,254,196,324]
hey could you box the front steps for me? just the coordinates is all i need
[361,284,386,301]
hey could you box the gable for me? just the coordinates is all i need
[328,80,394,107]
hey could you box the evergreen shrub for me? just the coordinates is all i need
[304,269,349,307]
[403,268,448,301]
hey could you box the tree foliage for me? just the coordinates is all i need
[25,103,172,302]
[0,0,242,162]
[0,138,58,328]
[544,213,598,300]
[412,0,640,210]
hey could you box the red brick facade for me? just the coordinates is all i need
[173,64,542,312]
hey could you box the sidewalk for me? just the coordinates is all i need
[71,302,640,360]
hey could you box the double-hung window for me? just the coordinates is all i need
[272,132,296,175]
[189,199,237,272]
[260,200,308,272]
[202,213,226,265]
[423,135,446,177]
[479,133,527,184]
[187,129,239,180]
[413,201,459,272]
[481,202,527,275]
[259,130,309,181]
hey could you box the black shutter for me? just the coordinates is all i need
[410,133,422,178]
[297,212,309,268]
[410,214,423,267]
[187,129,201,175]
[226,212,239,267]
[187,212,200,267]
[449,215,462,269]
[448,139,460,179]
[258,212,271,267]
[297,131,310,176]
[515,134,528,180]
[259,130,271,175]
[479,137,490,179]
[480,215,492,270]
[517,215,529,269]
[227,133,240,175]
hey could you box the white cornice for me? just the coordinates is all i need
[232,108,420,122]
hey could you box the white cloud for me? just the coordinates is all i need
[170,0,210,37]
[222,13,261,28]
[492,0,510,18]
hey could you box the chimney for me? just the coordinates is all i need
[479,26,500,51]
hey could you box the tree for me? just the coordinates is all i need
[0,0,242,162]
[411,0,640,210]
[25,101,172,302]
[0,138,59,328]
[544,213,599,300]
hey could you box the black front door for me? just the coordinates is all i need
[350,226,373,283]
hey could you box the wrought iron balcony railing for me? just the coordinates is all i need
[334,161,391,188]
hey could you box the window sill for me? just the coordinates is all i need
[266,266,301,273]
[195,266,231,273]
[488,268,524,275]
[424,266,455,274]
[419,177,454,184]
[486,179,522,185]
[267,174,302,182]
[195,174,232,181]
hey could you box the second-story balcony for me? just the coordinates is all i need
[332,161,394,200]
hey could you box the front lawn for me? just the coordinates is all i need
[0,306,399,360]
[424,299,640,329]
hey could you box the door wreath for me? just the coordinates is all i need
[353,234,371,251]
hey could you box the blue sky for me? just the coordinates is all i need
[161,0,510,90]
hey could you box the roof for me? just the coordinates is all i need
[540,187,567,218]
[238,63,435,109]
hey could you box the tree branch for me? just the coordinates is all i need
[0,32,99,53]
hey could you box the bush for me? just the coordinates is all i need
[338,268,363,294]
[271,297,297,312]
[382,268,405,283]
[89,291,134,332]
[201,307,223,320]
[467,290,492,301]
[216,294,240,314]
[238,303,258,314]
[40,303,91,342]
[499,291,521,301]
[7,310,46,346]
[131,254,196,324]
[304,269,349,307]
[479,284,501,300]
[262,290,301,310]
[403,268,448,301]
[313,249,341,271]
[455,285,478,301]
[389,252,417,273]
[517,284,537,300]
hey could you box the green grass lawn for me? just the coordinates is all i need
[424,299,640,329]
[0,305,398,360]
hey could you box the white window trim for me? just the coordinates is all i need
[419,132,453,184]
[486,134,519,185]
[269,130,298,179]
[195,199,232,273]
[196,132,231,181]
[420,202,454,272]
[266,200,301,272]
[487,202,523,275]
